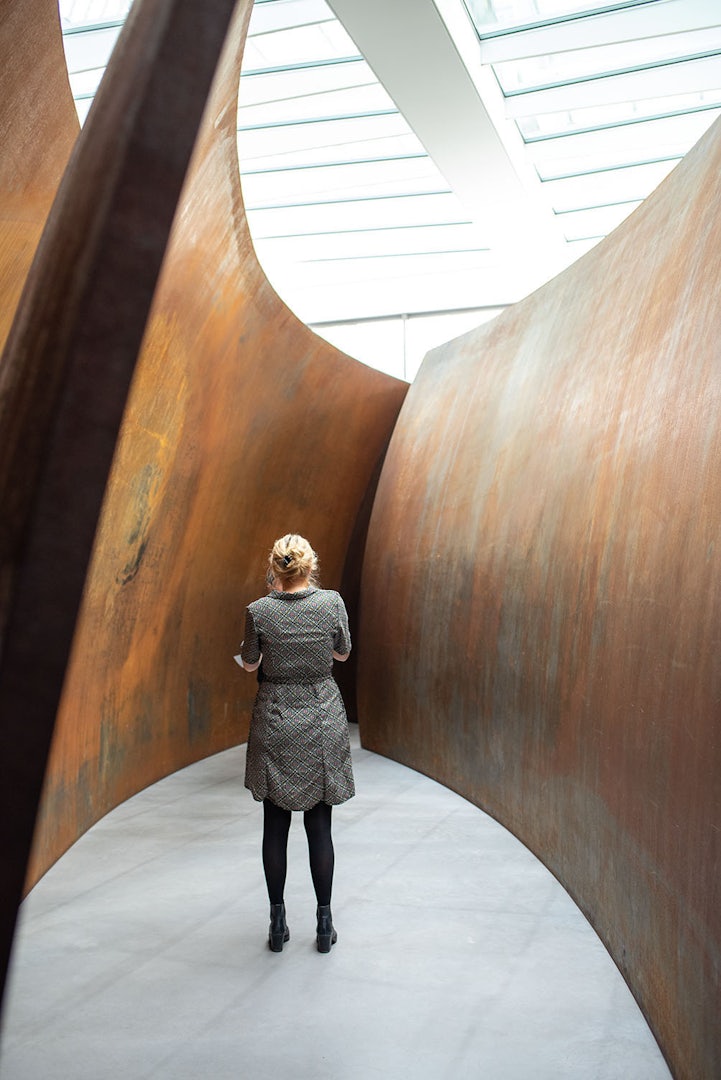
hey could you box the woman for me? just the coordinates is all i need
[238,534,354,953]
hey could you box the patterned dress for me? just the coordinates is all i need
[240,587,355,811]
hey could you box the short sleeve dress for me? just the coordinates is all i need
[240,587,355,811]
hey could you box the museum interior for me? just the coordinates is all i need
[0,1,719,1077]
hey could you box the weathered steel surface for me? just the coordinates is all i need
[0,0,78,362]
[0,0,244,1007]
[0,0,78,627]
[0,0,406,965]
[0,0,406,1012]
[359,119,721,1080]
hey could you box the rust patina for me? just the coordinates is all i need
[0,0,406,1009]
[359,120,721,1080]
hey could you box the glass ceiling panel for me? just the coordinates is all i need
[238,82,396,126]
[494,27,721,94]
[463,0,657,35]
[459,0,721,233]
[558,200,641,241]
[74,99,93,125]
[60,0,132,28]
[526,109,721,176]
[256,222,490,261]
[242,172,447,208]
[246,191,468,238]
[62,25,123,74]
[477,0,718,63]
[236,112,418,163]
[541,158,677,210]
[242,21,360,69]
[248,0,333,35]
[240,156,443,206]
[280,249,497,284]
[68,67,105,99]
[504,55,721,115]
[239,61,373,108]
[238,112,416,160]
[517,90,721,139]
[238,132,427,172]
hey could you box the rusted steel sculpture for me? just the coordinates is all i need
[3,0,718,1076]
[0,0,243,1007]
[0,0,78,359]
[0,0,406,1011]
[359,119,721,1080]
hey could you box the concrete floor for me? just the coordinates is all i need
[0,728,670,1080]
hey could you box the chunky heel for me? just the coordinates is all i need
[316,904,337,953]
[269,902,290,952]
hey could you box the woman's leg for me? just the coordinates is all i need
[262,798,292,904]
[303,801,334,906]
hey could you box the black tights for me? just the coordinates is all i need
[262,799,334,907]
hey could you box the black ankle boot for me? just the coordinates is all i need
[316,904,337,953]
[268,902,290,952]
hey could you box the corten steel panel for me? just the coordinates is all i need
[33,4,405,891]
[0,0,78,362]
[0,0,244,1010]
[359,120,721,1080]
[0,0,406,1011]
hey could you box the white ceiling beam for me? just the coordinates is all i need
[325,0,568,280]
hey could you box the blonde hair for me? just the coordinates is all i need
[268,534,319,588]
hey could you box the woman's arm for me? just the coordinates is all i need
[332,593,352,663]
[239,648,262,672]
[238,608,262,671]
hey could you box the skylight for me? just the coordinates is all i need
[57,0,721,379]
[460,0,721,243]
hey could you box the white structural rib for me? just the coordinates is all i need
[325,0,571,300]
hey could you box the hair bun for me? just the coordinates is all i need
[269,534,319,586]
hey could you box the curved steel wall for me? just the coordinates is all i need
[3,1,719,1075]
[0,0,78,357]
[0,0,406,1004]
[26,0,406,887]
[359,120,721,1080]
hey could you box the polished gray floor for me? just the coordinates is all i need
[0,728,670,1079]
